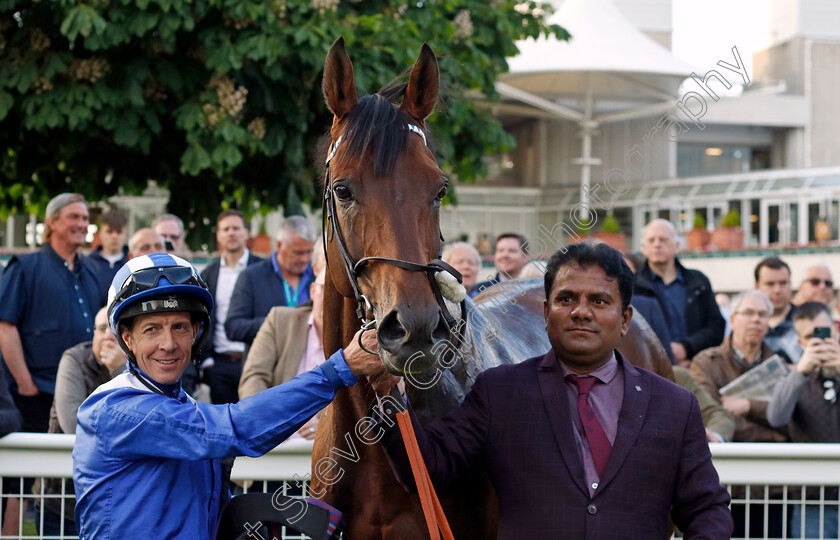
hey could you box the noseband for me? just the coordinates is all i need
[322,122,466,354]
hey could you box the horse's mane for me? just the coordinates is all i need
[316,79,439,182]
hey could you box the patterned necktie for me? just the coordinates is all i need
[567,374,612,478]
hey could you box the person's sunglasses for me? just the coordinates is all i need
[114,267,203,303]
[807,278,834,288]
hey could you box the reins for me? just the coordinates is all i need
[391,386,455,540]
[323,120,457,538]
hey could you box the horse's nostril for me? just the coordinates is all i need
[378,310,407,345]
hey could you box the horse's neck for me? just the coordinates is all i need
[322,283,379,425]
[407,287,552,423]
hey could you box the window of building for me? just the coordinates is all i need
[677,145,771,177]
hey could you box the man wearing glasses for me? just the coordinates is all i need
[794,264,835,306]
[152,213,186,256]
[39,307,124,536]
[691,289,789,538]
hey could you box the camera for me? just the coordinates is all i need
[813,326,832,340]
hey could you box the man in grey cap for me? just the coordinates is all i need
[0,193,104,432]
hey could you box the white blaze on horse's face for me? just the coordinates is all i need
[322,38,454,375]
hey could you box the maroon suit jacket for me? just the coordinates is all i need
[380,350,733,539]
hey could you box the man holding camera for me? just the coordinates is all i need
[768,301,840,441]
[768,302,840,538]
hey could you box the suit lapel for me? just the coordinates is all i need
[596,354,650,491]
[537,351,590,497]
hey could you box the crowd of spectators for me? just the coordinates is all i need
[1,196,840,537]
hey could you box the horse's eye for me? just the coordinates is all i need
[334,184,353,202]
[436,185,447,200]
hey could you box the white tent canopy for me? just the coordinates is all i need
[504,0,696,106]
[497,0,698,212]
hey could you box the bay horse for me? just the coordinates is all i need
[312,37,673,539]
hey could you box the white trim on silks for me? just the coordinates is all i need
[88,372,155,398]
[86,370,197,403]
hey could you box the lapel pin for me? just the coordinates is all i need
[635,386,642,392]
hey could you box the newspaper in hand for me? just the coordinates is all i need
[719,354,789,401]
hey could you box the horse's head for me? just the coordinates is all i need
[321,37,454,375]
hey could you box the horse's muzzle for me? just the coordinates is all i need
[376,305,451,374]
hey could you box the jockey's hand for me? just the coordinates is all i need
[343,328,384,377]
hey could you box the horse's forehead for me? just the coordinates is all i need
[332,139,442,184]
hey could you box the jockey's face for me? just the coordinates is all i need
[544,263,632,374]
[122,312,197,385]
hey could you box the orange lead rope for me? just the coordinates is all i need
[395,409,455,540]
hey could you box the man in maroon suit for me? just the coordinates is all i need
[373,242,732,539]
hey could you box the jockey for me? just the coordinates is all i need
[72,253,381,539]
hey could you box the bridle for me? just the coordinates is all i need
[322,121,466,355]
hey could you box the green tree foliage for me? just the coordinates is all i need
[0,0,565,241]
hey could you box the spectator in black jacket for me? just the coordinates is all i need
[198,210,263,404]
[636,219,725,366]
[225,216,316,350]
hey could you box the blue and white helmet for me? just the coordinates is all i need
[108,253,213,364]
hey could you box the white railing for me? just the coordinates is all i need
[2,434,840,539]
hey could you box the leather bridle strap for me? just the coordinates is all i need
[394,406,454,540]
[322,122,465,334]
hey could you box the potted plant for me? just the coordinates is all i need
[686,213,711,251]
[593,214,626,251]
[569,216,594,244]
[250,222,273,255]
[711,209,744,251]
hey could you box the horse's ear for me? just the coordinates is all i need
[401,43,439,124]
[323,36,357,120]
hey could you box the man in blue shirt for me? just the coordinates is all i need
[225,216,316,348]
[634,219,725,366]
[73,253,383,539]
[0,193,103,433]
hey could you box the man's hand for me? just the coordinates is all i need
[368,370,402,396]
[671,342,688,366]
[799,338,840,375]
[706,429,723,443]
[16,379,39,396]
[296,416,319,440]
[98,341,125,372]
[343,329,386,377]
[721,395,750,417]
